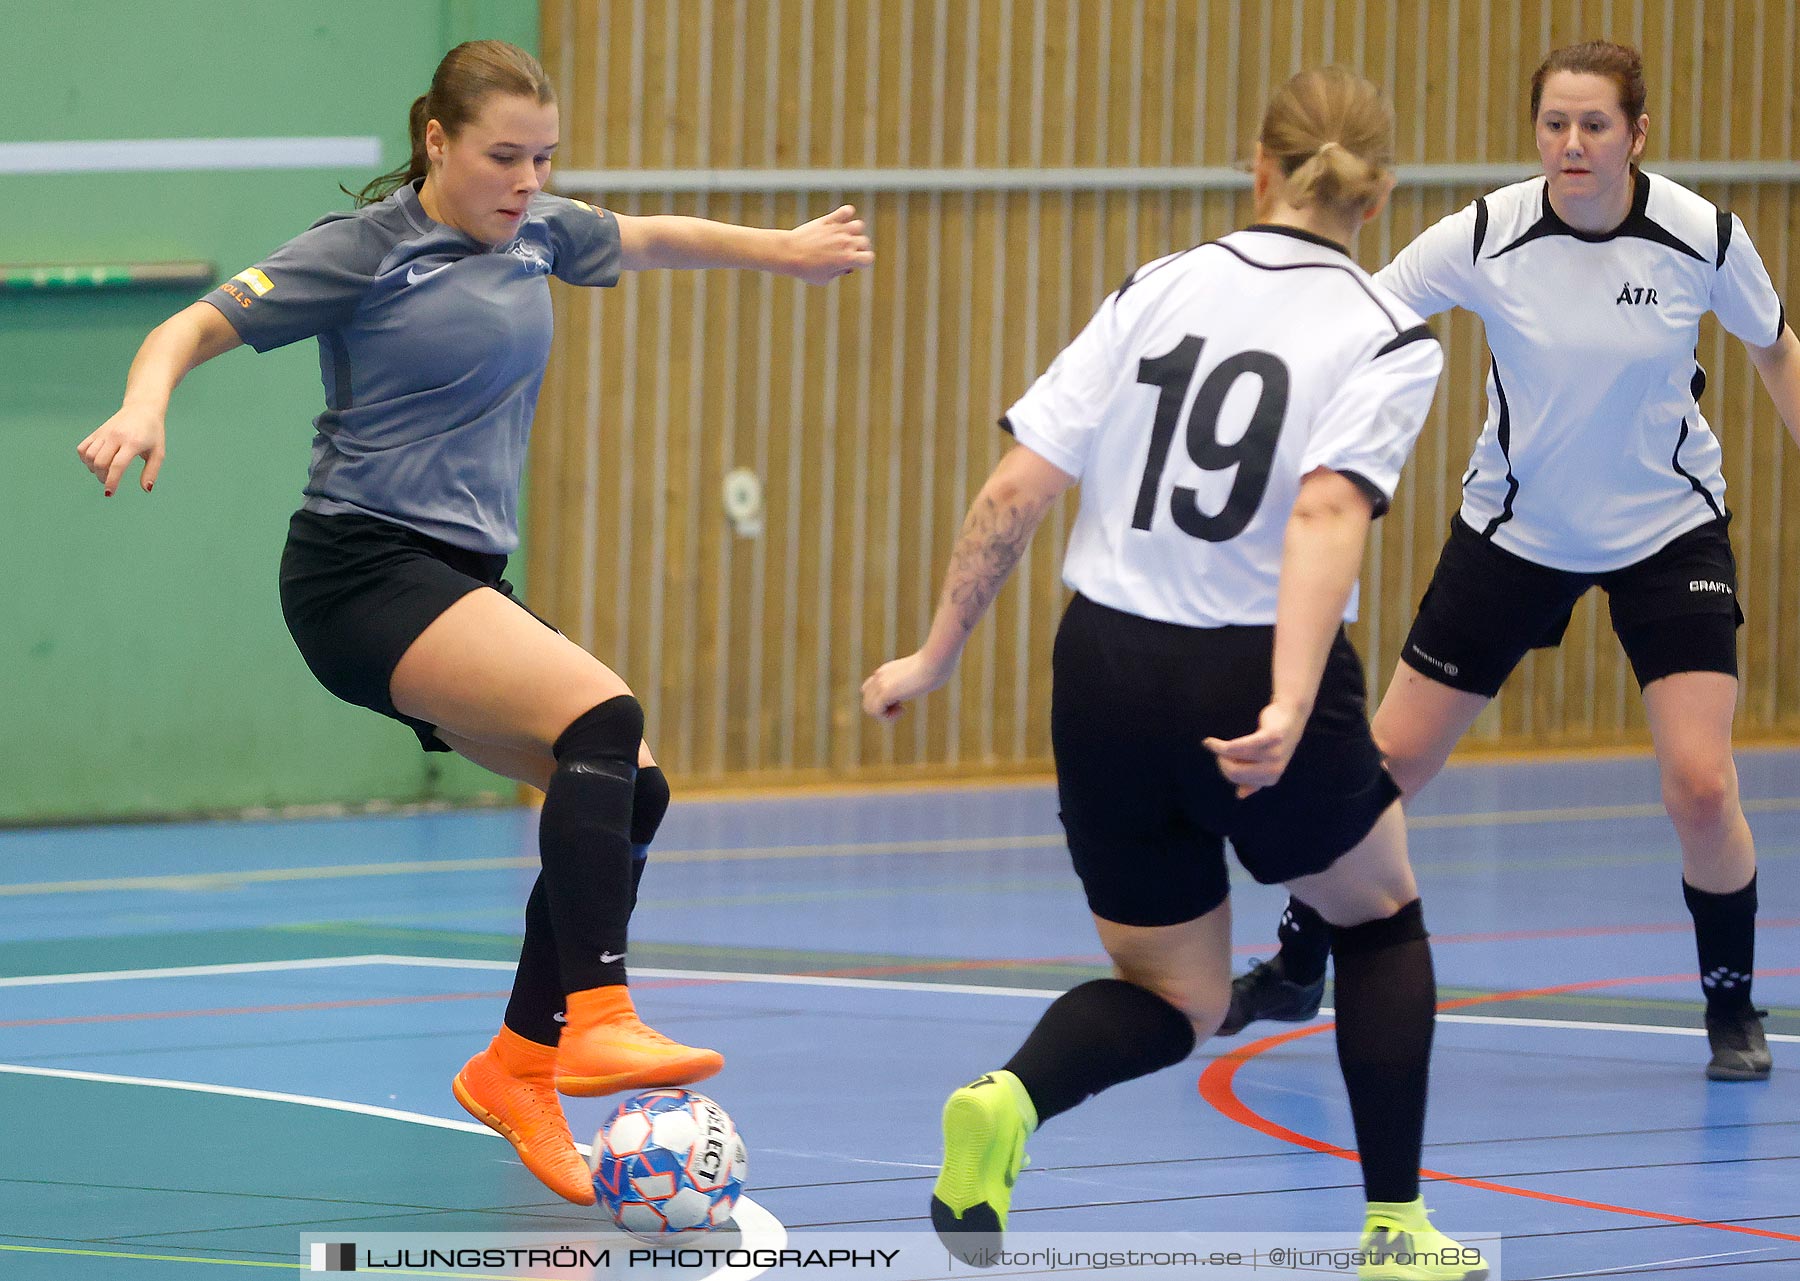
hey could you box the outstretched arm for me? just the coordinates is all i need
[861,444,1075,720]
[1747,324,1800,450]
[614,204,873,283]
[76,301,242,495]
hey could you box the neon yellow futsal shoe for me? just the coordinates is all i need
[1359,1197,1489,1280]
[929,1070,1038,1265]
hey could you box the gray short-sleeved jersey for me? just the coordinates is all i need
[204,182,621,553]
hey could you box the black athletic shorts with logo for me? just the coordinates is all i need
[279,509,559,752]
[1051,594,1401,929]
[1402,516,1743,699]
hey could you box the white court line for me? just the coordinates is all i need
[0,955,422,988]
[1544,1246,1786,1277]
[0,137,380,174]
[3,958,1786,1280]
[0,1062,496,1137]
[1283,1010,1800,1043]
[0,1060,785,1281]
[3,955,1794,1042]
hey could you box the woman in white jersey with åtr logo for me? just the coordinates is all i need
[76,40,871,1207]
[1223,42,1799,1085]
[864,68,1487,1281]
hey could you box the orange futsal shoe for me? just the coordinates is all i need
[555,985,724,1096]
[453,1026,596,1206]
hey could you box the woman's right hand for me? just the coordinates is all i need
[77,404,166,496]
[860,650,957,722]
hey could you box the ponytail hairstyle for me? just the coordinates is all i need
[349,39,556,207]
[1258,67,1395,217]
[1529,40,1647,144]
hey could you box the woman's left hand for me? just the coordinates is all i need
[788,205,874,284]
[1203,701,1307,798]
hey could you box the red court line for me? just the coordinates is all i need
[1430,917,1800,946]
[804,955,1115,979]
[728,918,1800,981]
[0,990,511,1029]
[1197,968,1800,1244]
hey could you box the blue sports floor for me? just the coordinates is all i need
[0,751,1795,1279]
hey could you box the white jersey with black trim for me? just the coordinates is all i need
[1001,225,1442,629]
[1375,170,1785,573]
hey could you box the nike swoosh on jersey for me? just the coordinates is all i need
[600,951,626,964]
[406,262,453,285]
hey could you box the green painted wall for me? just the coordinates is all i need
[0,1,541,822]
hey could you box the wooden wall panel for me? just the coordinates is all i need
[533,0,1800,787]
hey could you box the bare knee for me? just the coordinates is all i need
[1284,804,1417,928]
[1661,760,1734,834]
[1111,966,1227,1041]
[1371,663,1489,800]
[1371,714,1455,798]
[1379,744,1446,799]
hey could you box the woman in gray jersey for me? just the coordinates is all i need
[1225,42,1799,1084]
[76,39,871,1205]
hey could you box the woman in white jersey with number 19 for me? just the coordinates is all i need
[1226,43,1799,1084]
[863,69,1487,1281]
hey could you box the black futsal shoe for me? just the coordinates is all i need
[1705,1007,1772,1081]
[1215,954,1327,1037]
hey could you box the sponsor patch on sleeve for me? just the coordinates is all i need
[232,267,274,296]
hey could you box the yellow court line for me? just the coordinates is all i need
[0,835,1060,897]
[0,1244,296,1272]
[0,1245,534,1278]
[0,857,535,897]
[4,797,1798,898]
[1411,795,1800,830]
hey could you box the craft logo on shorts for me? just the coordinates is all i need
[1689,579,1732,594]
[232,267,274,296]
[1406,642,1459,679]
[309,1242,356,1272]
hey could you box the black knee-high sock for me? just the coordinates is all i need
[503,876,564,1046]
[629,765,671,907]
[505,759,668,1043]
[1685,874,1757,1014]
[1276,895,1332,985]
[1001,979,1196,1125]
[537,697,643,992]
[1331,899,1434,1205]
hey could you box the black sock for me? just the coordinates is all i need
[1331,899,1433,1205]
[537,697,642,992]
[1684,874,1757,1014]
[503,876,564,1046]
[1002,979,1196,1125]
[630,765,670,905]
[1276,896,1332,985]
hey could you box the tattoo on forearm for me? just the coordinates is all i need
[943,491,1048,636]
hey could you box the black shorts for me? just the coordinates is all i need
[278,509,555,752]
[1402,516,1744,698]
[1050,594,1401,929]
